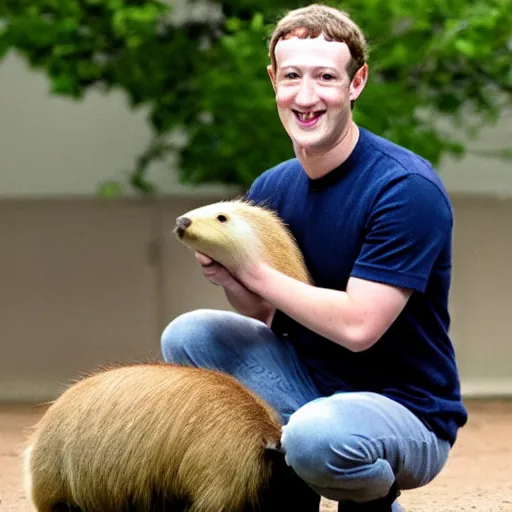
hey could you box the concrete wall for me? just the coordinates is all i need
[449,195,512,396]
[0,36,511,402]
[0,196,233,401]
[1,194,511,402]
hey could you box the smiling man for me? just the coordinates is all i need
[161,4,468,511]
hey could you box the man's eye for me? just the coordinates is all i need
[322,73,335,81]
[285,72,299,79]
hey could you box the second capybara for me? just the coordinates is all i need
[23,362,318,512]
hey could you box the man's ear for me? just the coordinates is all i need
[349,63,368,102]
[267,64,277,93]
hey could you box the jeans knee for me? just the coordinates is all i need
[160,309,219,364]
[281,398,374,488]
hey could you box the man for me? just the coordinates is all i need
[161,4,468,511]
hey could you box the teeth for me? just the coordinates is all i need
[300,112,316,120]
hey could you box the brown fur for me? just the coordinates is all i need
[174,199,313,285]
[23,362,312,512]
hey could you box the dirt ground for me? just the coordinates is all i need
[1,400,511,512]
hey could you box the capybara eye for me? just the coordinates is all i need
[217,214,228,223]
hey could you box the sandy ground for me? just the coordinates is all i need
[1,400,511,512]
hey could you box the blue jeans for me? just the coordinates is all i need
[161,309,451,511]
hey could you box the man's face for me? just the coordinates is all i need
[268,34,367,154]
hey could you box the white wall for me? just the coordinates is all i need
[439,112,512,198]
[0,52,235,198]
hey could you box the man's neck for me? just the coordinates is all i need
[294,122,360,180]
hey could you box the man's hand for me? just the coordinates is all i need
[195,252,238,288]
[195,252,275,326]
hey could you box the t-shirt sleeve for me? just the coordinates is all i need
[351,174,453,293]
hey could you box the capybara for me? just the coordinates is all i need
[23,362,317,512]
[174,199,313,285]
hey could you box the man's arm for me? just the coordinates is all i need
[242,264,411,352]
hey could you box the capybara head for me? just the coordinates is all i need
[175,199,313,284]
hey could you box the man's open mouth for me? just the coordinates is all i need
[294,110,325,123]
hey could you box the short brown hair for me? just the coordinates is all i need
[268,3,368,80]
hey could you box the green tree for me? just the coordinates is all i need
[1,0,511,195]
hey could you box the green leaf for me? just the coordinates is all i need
[250,13,264,30]
[50,73,78,95]
[98,181,123,198]
[225,17,242,32]
[454,39,476,57]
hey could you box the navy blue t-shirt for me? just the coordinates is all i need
[245,126,468,446]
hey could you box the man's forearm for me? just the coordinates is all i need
[243,267,364,350]
[242,263,410,352]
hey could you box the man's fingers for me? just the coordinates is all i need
[195,252,213,266]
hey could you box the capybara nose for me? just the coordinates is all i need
[176,216,192,229]
[174,216,192,238]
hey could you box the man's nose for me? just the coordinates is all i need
[295,77,318,107]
